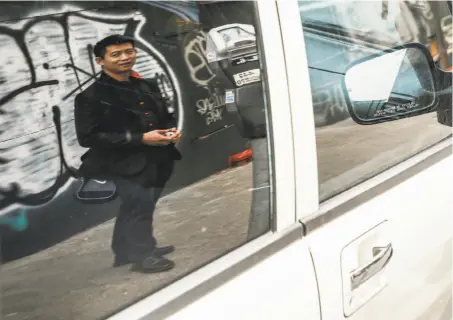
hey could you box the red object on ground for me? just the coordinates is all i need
[228,148,253,167]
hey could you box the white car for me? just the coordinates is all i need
[0,1,451,320]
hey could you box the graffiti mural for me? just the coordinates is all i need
[312,82,349,126]
[0,2,251,217]
[183,29,226,127]
[0,4,182,213]
[441,15,452,55]
[196,92,224,125]
[183,30,215,87]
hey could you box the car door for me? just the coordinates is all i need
[279,1,452,319]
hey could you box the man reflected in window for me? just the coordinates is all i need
[74,35,182,273]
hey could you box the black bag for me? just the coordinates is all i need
[52,106,117,204]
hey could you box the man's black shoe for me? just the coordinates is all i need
[153,245,175,256]
[112,245,175,268]
[130,255,175,273]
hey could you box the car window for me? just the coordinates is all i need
[0,1,272,319]
[298,0,452,201]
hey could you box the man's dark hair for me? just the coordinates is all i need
[93,34,135,58]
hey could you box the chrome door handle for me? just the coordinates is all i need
[350,243,393,290]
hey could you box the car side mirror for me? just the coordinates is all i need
[343,43,451,126]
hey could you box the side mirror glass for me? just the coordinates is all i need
[343,44,437,124]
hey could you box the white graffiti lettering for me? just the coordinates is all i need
[441,16,453,55]
[313,82,349,126]
[196,93,225,125]
[183,30,216,87]
[417,0,434,20]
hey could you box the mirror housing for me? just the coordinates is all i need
[343,43,452,127]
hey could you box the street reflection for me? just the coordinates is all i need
[1,162,257,320]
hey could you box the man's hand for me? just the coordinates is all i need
[142,129,173,146]
[167,127,182,143]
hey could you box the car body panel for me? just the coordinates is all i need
[306,147,451,319]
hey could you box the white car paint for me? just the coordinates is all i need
[307,152,451,320]
[167,239,321,320]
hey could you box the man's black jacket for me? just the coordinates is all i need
[74,72,181,185]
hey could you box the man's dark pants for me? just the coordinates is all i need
[110,162,173,261]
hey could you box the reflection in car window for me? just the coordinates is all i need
[0,1,272,319]
[298,0,452,201]
[300,0,452,72]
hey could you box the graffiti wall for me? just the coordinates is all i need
[183,29,226,128]
[0,1,248,217]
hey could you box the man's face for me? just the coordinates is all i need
[96,42,137,74]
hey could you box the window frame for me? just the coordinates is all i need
[276,0,319,220]
[107,1,300,319]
